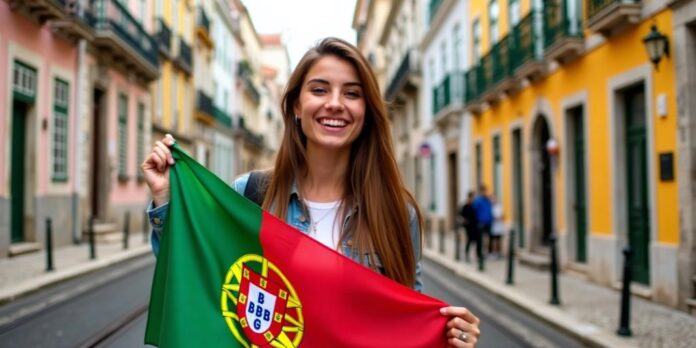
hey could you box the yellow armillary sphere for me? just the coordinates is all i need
[221,254,304,348]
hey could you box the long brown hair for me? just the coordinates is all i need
[262,37,423,287]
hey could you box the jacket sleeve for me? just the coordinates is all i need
[408,205,423,292]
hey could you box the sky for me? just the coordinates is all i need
[242,0,358,68]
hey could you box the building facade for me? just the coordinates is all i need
[458,0,686,309]
[1,0,159,254]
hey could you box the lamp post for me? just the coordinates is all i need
[545,138,561,305]
[642,25,669,71]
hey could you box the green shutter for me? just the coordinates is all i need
[52,78,70,182]
[137,102,145,180]
[118,93,129,180]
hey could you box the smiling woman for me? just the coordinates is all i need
[142,38,481,347]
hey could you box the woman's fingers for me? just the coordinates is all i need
[441,306,480,325]
[152,146,168,172]
[155,141,174,165]
[164,133,176,146]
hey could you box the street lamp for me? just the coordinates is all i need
[642,25,670,71]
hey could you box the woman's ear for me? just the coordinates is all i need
[293,101,301,120]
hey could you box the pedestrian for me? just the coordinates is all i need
[473,185,493,259]
[141,38,480,346]
[459,191,479,263]
[489,194,504,259]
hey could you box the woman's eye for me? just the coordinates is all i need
[311,87,327,94]
[345,91,362,98]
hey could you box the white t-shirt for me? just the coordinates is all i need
[304,199,341,250]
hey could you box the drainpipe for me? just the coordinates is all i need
[71,38,87,244]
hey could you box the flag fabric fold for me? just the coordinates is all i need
[145,144,448,347]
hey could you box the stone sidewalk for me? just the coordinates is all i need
[0,238,151,305]
[424,235,696,348]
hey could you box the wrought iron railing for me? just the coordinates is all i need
[197,6,210,32]
[213,105,232,128]
[155,17,171,53]
[543,0,582,49]
[510,12,541,71]
[196,90,214,117]
[90,0,158,67]
[432,72,463,115]
[385,50,412,101]
[177,36,192,70]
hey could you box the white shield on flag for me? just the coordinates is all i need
[245,283,277,333]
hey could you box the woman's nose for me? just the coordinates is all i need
[324,92,344,112]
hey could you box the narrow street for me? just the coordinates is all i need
[0,255,585,347]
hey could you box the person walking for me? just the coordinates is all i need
[459,191,479,263]
[142,38,480,347]
[473,185,493,259]
[489,195,504,259]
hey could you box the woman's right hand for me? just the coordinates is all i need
[141,134,176,207]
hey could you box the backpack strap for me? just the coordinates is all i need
[243,171,269,206]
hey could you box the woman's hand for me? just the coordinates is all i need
[441,306,480,347]
[141,134,176,207]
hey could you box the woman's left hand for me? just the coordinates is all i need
[441,306,480,347]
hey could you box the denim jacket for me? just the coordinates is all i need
[148,172,423,291]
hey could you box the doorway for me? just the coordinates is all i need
[531,115,553,249]
[90,89,107,221]
[567,105,587,263]
[622,83,650,285]
[511,128,525,248]
[10,99,30,243]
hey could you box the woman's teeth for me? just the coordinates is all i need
[319,118,347,127]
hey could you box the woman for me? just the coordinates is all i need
[142,38,480,347]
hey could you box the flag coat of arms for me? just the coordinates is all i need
[145,145,448,347]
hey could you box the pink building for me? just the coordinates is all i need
[0,0,159,257]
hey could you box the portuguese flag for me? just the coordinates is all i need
[145,145,448,347]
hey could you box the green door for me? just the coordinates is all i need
[571,107,587,263]
[512,129,525,248]
[11,100,28,243]
[625,85,650,285]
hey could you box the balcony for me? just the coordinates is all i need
[543,0,584,64]
[196,90,214,123]
[213,105,233,128]
[173,36,193,74]
[428,0,443,24]
[236,116,265,150]
[50,2,96,41]
[89,0,159,81]
[586,0,641,36]
[464,66,485,114]
[385,50,418,101]
[432,72,463,116]
[238,61,260,104]
[155,17,172,55]
[7,0,66,24]
[511,12,546,81]
[196,6,213,48]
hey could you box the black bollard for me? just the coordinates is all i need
[89,215,96,260]
[123,211,130,250]
[438,221,445,254]
[506,228,515,285]
[617,247,633,336]
[143,211,149,243]
[45,218,54,272]
[549,234,560,305]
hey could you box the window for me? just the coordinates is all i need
[172,0,179,34]
[171,74,178,129]
[156,79,163,122]
[136,102,145,180]
[509,0,520,29]
[452,24,462,71]
[472,19,482,63]
[13,60,37,101]
[476,142,483,188]
[138,0,146,23]
[493,134,502,202]
[488,0,500,44]
[439,41,447,79]
[52,79,70,181]
[118,93,129,179]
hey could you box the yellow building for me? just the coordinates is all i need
[459,0,688,308]
[151,0,195,152]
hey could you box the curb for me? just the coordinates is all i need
[0,245,151,305]
[424,249,633,348]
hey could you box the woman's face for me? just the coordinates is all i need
[294,55,366,152]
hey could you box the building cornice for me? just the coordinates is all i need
[379,0,404,45]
